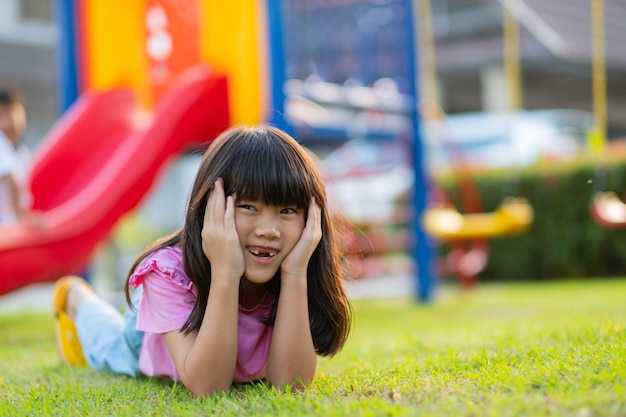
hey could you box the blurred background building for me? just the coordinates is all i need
[431,0,626,136]
[0,0,57,149]
[281,0,626,141]
[1,0,625,151]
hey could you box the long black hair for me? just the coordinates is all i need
[125,125,352,356]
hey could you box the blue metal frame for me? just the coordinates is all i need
[267,0,434,301]
[405,0,435,301]
[54,0,80,114]
[266,0,293,135]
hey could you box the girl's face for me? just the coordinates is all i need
[234,199,306,284]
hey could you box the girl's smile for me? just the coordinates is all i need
[246,245,278,264]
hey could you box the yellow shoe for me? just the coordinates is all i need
[53,276,88,366]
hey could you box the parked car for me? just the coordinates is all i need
[423,109,595,174]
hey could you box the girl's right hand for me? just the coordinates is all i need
[201,178,245,283]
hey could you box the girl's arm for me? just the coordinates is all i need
[164,179,244,397]
[163,283,239,397]
[265,198,321,389]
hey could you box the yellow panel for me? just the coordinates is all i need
[83,0,152,107]
[199,1,268,125]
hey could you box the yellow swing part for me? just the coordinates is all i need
[418,1,533,241]
[422,197,534,240]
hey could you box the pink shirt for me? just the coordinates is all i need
[129,246,274,382]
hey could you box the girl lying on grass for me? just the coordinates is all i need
[53,125,353,398]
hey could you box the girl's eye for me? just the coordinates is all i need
[237,204,256,211]
[281,207,298,214]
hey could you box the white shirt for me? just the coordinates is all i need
[0,131,29,223]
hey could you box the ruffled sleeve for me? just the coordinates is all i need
[131,246,197,334]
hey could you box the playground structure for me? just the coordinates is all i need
[5,0,607,298]
[277,1,432,298]
[417,0,623,283]
[414,0,536,287]
[0,1,271,295]
[0,0,435,300]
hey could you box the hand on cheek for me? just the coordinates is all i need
[201,178,245,283]
[281,197,322,280]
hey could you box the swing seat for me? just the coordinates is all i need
[423,197,534,240]
[590,191,626,228]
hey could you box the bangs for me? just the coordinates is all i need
[220,131,314,208]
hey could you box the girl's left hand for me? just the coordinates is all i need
[280,197,322,280]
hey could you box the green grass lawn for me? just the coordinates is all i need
[1,279,625,416]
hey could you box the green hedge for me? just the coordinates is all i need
[436,158,626,281]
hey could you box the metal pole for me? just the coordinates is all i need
[409,0,435,302]
[54,0,80,114]
[266,0,291,134]
[590,0,607,151]
[503,0,522,110]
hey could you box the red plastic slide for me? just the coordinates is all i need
[0,64,229,295]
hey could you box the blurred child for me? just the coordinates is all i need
[53,125,353,397]
[0,84,32,224]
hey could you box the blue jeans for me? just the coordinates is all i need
[74,287,144,377]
